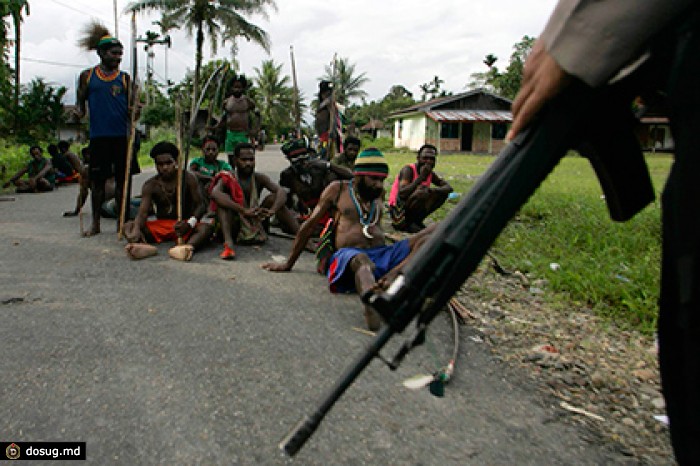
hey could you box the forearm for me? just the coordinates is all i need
[283,220,314,269]
[398,179,423,200]
[212,192,246,215]
[271,189,287,213]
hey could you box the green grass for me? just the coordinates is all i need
[384,151,671,334]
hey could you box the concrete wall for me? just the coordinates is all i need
[394,114,427,150]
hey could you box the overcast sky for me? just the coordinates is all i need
[14,0,558,109]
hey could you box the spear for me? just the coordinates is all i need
[118,11,139,240]
[290,45,301,138]
[327,54,338,160]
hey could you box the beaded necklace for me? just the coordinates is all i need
[349,180,379,238]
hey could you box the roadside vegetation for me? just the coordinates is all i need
[384,150,671,334]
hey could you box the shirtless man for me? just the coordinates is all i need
[278,138,353,230]
[209,142,299,259]
[213,75,260,152]
[123,142,211,261]
[388,144,453,233]
[3,146,55,193]
[49,141,82,184]
[263,148,433,330]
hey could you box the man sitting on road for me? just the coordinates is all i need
[123,142,211,261]
[263,148,433,331]
[3,145,55,193]
[209,142,299,260]
[388,144,453,233]
[48,141,82,184]
[331,136,361,170]
[279,138,353,233]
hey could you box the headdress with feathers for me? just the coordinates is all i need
[77,20,122,51]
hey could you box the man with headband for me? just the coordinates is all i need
[263,148,434,331]
[75,22,138,237]
[278,138,352,234]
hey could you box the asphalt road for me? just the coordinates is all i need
[1,145,625,465]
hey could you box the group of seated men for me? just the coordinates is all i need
[2,141,83,193]
[119,136,452,330]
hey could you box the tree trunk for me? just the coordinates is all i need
[13,15,20,131]
[190,23,204,123]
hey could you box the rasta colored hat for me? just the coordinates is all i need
[281,138,310,159]
[97,35,122,50]
[353,148,389,178]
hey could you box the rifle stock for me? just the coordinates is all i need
[280,75,655,456]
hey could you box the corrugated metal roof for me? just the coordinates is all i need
[427,110,512,122]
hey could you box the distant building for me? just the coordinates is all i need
[58,105,87,143]
[359,119,391,139]
[389,89,512,154]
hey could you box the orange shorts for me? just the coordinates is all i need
[145,219,192,244]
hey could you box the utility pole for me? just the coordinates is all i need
[136,31,172,104]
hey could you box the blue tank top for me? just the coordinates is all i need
[86,67,129,138]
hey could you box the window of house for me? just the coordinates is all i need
[491,123,507,140]
[440,122,459,139]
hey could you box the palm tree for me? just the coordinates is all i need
[321,56,368,106]
[125,0,276,116]
[7,0,29,131]
[253,59,296,136]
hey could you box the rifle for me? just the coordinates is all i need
[280,59,659,456]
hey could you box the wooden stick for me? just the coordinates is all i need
[118,12,139,241]
[175,100,184,245]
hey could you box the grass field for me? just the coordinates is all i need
[384,150,671,334]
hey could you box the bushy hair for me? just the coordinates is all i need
[150,141,179,160]
[77,20,112,51]
[418,144,438,156]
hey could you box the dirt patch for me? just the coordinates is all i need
[454,260,673,464]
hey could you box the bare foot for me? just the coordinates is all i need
[82,224,100,237]
[125,243,158,260]
[168,244,194,261]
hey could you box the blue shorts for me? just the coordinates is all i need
[327,240,410,293]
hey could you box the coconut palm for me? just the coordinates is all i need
[7,0,29,130]
[321,56,368,106]
[125,0,276,116]
[253,59,297,136]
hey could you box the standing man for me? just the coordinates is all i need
[388,144,453,232]
[314,80,341,160]
[75,22,136,237]
[506,1,697,464]
[213,74,260,152]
